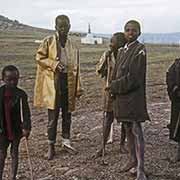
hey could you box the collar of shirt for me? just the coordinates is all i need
[124,40,137,52]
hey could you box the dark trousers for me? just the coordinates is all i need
[47,73,71,144]
[0,136,21,180]
[169,101,180,142]
[105,111,114,128]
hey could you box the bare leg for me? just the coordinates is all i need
[120,123,128,154]
[0,136,9,180]
[0,150,7,180]
[107,123,113,144]
[10,138,20,180]
[132,122,147,180]
[176,142,180,162]
[120,123,137,172]
[95,112,113,158]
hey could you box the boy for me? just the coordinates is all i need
[110,21,149,180]
[96,32,127,157]
[0,65,31,180]
[34,15,83,160]
[166,58,180,161]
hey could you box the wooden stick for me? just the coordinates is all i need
[106,54,111,88]
[24,138,34,180]
[101,112,108,165]
[75,49,80,97]
[20,98,34,180]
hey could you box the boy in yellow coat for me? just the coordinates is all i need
[34,15,83,160]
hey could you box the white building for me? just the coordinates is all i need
[81,24,103,45]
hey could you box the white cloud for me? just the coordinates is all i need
[0,0,180,33]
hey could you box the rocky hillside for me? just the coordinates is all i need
[0,15,85,37]
[0,15,53,33]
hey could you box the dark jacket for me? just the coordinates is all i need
[0,85,31,137]
[110,41,149,122]
[166,58,180,142]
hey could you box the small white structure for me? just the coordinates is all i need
[34,40,43,44]
[81,24,103,45]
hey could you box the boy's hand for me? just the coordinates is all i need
[22,129,30,139]
[105,50,112,58]
[56,62,65,72]
[76,88,84,99]
[104,86,110,91]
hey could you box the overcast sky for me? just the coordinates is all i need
[0,0,180,34]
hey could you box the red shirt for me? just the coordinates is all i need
[4,88,14,141]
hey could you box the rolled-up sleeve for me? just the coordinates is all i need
[36,38,59,72]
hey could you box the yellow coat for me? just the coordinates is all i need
[34,33,83,111]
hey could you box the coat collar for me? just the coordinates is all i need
[124,40,138,52]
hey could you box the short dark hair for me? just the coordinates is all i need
[124,20,141,34]
[2,65,19,78]
[113,32,127,48]
[55,15,70,24]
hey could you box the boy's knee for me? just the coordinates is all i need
[10,150,18,159]
[0,150,7,159]
[10,147,19,159]
[124,122,132,132]
[132,122,144,139]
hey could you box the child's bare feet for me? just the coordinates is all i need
[120,160,137,172]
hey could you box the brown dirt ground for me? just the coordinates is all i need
[1,32,180,180]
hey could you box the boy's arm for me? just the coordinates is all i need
[0,119,2,134]
[166,62,176,100]
[21,93,31,132]
[110,48,146,95]
[36,37,59,72]
[75,49,84,98]
[96,51,108,78]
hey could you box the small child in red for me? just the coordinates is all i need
[0,65,31,180]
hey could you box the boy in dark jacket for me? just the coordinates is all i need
[0,65,31,180]
[166,58,180,161]
[110,20,149,180]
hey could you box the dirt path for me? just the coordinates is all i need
[1,39,180,179]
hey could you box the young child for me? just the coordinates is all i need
[96,32,127,157]
[0,65,31,180]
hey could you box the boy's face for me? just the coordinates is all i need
[124,23,140,42]
[55,18,71,37]
[3,70,19,88]
[109,36,118,52]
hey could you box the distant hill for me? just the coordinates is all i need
[96,33,180,45]
[1,15,180,44]
[0,15,85,37]
[139,33,180,45]
[0,15,53,34]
